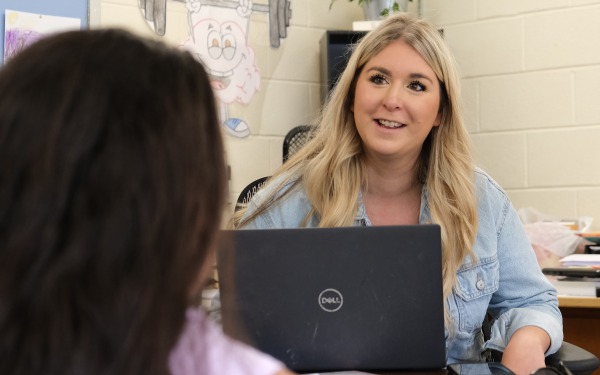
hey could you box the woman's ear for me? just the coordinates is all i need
[433,111,442,127]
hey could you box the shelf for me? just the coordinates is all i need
[352,20,382,31]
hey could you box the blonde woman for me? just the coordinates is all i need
[236,13,562,375]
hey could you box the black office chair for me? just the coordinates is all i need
[483,314,600,375]
[282,125,314,163]
[234,176,269,212]
[546,342,600,375]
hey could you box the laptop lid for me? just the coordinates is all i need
[217,225,446,373]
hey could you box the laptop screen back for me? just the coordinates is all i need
[217,225,446,372]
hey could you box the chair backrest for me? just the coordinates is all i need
[234,176,269,212]
[282,125,313,163]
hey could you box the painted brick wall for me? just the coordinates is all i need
[98,0,600,230]
[99,0,365,209]
[424,0,600,230]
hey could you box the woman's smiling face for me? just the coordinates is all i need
[352,39,441,163]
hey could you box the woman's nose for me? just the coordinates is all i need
[382,86,404,110]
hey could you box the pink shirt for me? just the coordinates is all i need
[169,308,285,375]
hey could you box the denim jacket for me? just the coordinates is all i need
[240,168,563,363]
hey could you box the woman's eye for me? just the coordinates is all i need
[369,73,388,85]
[408,80,426,92]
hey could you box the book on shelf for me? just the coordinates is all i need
[547,276,600,297]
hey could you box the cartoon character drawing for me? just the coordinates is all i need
[183,0,260,138]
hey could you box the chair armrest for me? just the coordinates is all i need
[545,342,600,375]
[486,342,599,375]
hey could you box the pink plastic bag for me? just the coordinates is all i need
[517,208,592,268]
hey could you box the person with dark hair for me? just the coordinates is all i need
[0,29,293,375]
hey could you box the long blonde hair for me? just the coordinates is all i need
[236,13,477,304]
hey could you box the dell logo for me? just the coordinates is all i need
[318,288,343,312]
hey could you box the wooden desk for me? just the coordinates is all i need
[559,296,600,308]
[558,296,600,375]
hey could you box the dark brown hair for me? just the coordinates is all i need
[0,29,226,375]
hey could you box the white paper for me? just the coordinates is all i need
[560,254,600,267]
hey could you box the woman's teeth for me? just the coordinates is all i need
[378,119,405,128]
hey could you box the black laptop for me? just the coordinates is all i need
[217,225,446,373]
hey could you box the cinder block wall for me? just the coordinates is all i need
[424,0,600,230]
[99,0,365,208]
[99,0,600,230]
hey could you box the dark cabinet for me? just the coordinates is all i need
[320,30,367,103]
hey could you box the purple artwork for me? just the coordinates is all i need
[4,28,44,62]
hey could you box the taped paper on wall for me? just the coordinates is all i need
[4,9,80,62]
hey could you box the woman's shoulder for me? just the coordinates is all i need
[473,167,517,231]
[252,172,303,204]
[474,167,510,203]
[169,308,285,375]
[242,172,315,229]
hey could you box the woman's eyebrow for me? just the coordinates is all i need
[365,66,435,84]
[409,73,435,84]
[365,66,391,76]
